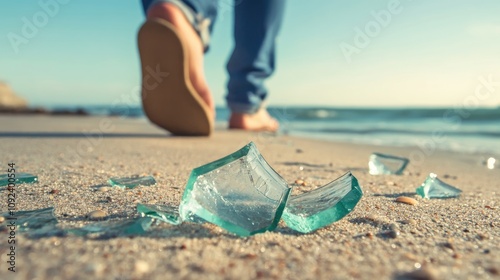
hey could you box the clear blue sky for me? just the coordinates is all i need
[1,0,499,107]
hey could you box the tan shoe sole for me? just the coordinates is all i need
[138,18,213,136]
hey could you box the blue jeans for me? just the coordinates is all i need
[141,0,286,114]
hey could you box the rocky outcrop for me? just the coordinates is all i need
[0,82,88,116]
[0,82,28,108]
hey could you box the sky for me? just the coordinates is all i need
[1,0,500,108]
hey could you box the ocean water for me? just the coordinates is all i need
[57,105,500,157]
[264,107,500,156]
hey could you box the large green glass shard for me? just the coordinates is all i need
[137,203,181,225]
[368,153,409,175]
[108,175,156,189]
[282,172,363,233]
[68,217,154,237]
[416,173,462,199]
[179,142,291,237]
[0,172,38,187]
[1,207,58,232]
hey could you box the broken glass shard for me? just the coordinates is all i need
[416,173,462,199]
[282,172,363,233]
[179,142,291,237]
[137,203,181,225]
[1,207,58,233]
[0,172,38,187]
[369,153,409,175]
[25,226,66,238]
[68,217,154,237]
[108,175,156,189]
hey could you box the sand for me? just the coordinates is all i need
[0,115,498,280]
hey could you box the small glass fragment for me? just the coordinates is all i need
[0,172,38,187]
[108,175,156,189]
[486,157,496,170]
[282,172,363,233]
[68,217,154,237]
[179,142,291,236]
[137,203,181,225]
[369,153,409,175]
[1,207,58,232]
[416,173,462,199]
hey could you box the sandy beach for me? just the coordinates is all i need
[0,115,498,280]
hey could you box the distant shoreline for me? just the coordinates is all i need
[0,107,93,116]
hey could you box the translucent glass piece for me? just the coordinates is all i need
[25,226,66,238]
[137,203,181,225]
[179,142,291,236]
[68,217,153,237]
[0,172,38,187]
[416,173,462,198]
[282,172,363,233]
[369,153,409,175]
[108,175,156,189]
[1,207,58,232]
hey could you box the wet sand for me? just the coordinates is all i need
[0,116,498,280]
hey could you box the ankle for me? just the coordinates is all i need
[229,112,251,121]
[147,3,182,22]
[228,112,257,127]
[146,3,203,53]
[229,113,245,128]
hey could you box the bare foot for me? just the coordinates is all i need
[147,3,214,113]
[229,108,280,132]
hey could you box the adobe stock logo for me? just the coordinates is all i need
[339,0,409,63]
[7,0,71,54]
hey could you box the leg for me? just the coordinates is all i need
[138,0,218,135]
[226,0,286,131]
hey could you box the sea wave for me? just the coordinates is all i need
[292,127,500,138]
[268,107,500,122]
